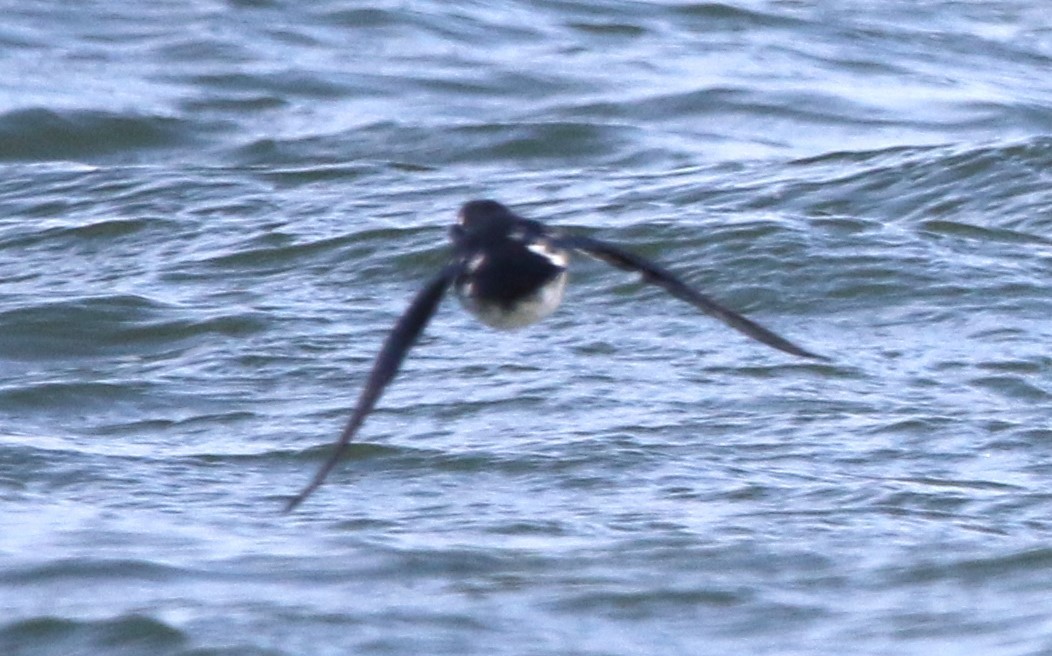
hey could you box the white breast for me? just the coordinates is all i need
[459,270,569,330]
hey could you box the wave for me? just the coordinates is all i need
[0,108,195,162]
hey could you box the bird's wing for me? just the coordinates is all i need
[284,263,459,512]
[556,234,825,360]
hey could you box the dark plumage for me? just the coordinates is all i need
[284,200,824,511]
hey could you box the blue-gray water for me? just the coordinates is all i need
[3,1,1052,654]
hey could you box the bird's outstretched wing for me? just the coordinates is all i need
[284,263,460,512]
[556,234,826,361]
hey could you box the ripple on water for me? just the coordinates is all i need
[0,108,194,162]
[0,616,190,656]
[0,294,268,360]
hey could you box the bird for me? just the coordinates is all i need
[283,199,825,511]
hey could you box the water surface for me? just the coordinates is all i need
[3,2,1052,655]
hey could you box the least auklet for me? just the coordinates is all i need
[284,199,824,511]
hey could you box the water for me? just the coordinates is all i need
[3,1,1052,654]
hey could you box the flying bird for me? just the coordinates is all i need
[284,199,824,511]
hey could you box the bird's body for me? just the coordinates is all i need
[451,200,569,329]
[283,200,826,512]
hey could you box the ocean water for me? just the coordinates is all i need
[3,1,1052,654]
